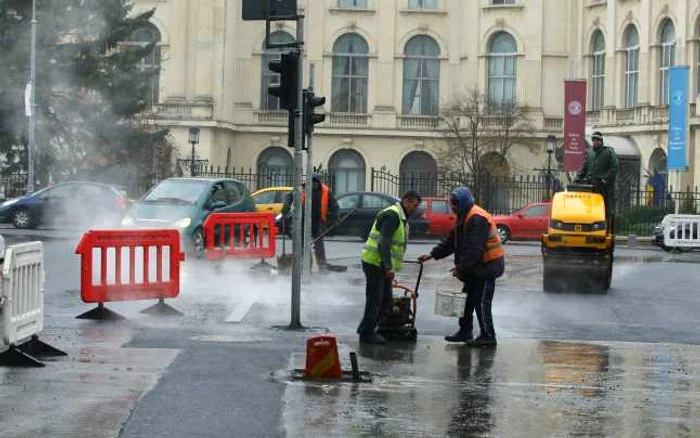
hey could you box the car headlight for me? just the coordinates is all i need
[550,220,565,230]
[121,215,134,226]
[175,217,191,229]
[591,221,607,230]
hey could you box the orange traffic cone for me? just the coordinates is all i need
[305,335,342,378]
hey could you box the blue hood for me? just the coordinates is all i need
[450,187,474,215]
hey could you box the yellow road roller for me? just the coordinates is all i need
[541,183,614,293]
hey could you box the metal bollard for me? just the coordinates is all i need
[349,352,359,381]
[628,233,637,248]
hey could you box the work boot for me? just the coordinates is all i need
[444,329,473,343]
[465,336,497,348]
[359,332,386,345]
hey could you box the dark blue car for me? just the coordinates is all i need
[0,181,128,229]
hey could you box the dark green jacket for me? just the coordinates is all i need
[577,145,619,185]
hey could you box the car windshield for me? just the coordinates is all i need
[142,180,209,205]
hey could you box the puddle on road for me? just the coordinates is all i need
[281,339,700,437]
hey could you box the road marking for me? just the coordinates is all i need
[225,289,259,323]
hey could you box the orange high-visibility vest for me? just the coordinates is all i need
[302,184,330,223]
[463,205,504,263]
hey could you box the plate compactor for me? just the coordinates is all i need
[377,261,423,342]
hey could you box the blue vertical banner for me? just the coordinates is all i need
[668,66,690,171]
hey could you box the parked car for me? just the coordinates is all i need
[251,186,292,215]
[493,202,552,243]
[277,191,429,239]
[0,181,129,229]
[122,178,256,255]
[421,197,456,237]
[334,192,429,239]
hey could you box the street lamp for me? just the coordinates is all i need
[189,127,200,177]
[546,134,556,200]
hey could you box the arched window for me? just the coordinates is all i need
[623,25,640,108]
[257,147,293,187]
[589,30,605,110]
[487,32,517,109]
[332,34,369,113]
[261,31,295,110]
[328,149,366,194]
[659,20,676,105]
[402,36,440,115]
[126,24,161,105]
[399,151,438,196]
[648,148,668,203]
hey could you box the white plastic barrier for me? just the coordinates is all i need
[662,214,700,248]
[1,241,44,348]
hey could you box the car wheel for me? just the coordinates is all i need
[496,225,510,244]
[11,208,34,229]
[191,228,205,258]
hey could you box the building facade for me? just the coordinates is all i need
[132,0,700,196]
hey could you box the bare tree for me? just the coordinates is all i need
[435,88,538,201]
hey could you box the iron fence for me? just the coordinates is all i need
[0,172,28,200]
[194,166,335,193]
[371,167,550,215]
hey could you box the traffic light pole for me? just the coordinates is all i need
[303,65,315,281]
[290,16,305,330]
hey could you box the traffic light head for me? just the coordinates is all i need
[304,90,326,135]
[267,51,299,111]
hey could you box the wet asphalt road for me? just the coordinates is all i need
[1,226,700,437]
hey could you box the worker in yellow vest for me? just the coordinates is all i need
[419,187,505,347]
[358,190,422,344]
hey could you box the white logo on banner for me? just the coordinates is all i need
[568,100,582,116]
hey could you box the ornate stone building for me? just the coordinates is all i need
[131,0,700,195]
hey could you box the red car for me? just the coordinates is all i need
[422,197,456,237]
[493,202,551,243]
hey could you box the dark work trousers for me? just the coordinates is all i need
[458,275,496,339]
[357,262,393,337]
[311,221,327,264]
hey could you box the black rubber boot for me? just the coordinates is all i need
[359,333,386,345]
[444,329,473,343]
[465,336,497,348]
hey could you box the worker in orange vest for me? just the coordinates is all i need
[418,187,505,347]
[282,174,339,267]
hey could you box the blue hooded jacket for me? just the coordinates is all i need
[430,186,504,279]
[450,187,475,217]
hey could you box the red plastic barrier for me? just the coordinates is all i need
[202,212,276,260]
[75,229,185,303]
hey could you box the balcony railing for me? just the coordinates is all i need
[254,110,288,125]
[327,113,371,128]
[587,110,600,124]
[154,102,213,120]
[398,115,439,129]
[650,107,668,123]
[615,108,636,122]
[543,117,563,130]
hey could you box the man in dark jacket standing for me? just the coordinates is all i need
[281,174,339,266]
[418,187,505,347]
[577,131,619,220]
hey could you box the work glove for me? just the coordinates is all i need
[417,254,433,263]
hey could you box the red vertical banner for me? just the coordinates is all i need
[563,80,587,172]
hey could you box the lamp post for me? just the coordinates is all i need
[26,0,37,194]
[546,134,556,200]
[189,127,200,177]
